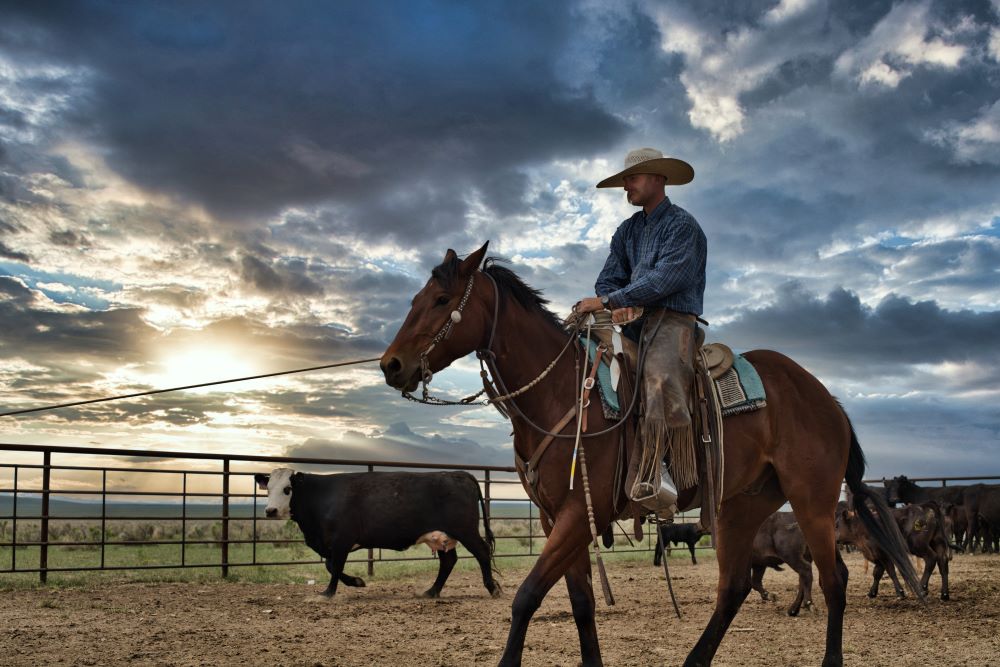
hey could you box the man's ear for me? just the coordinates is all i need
[254,473,270,490]
[458,241,489,276]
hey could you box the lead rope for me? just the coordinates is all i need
[655,518,683,619]
[568,317,592,490]
[571,316,615,606]
[578,436,615,606]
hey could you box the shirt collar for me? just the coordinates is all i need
[640,195,673,224]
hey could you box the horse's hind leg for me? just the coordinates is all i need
[684,488,784,667]
[792,508,850,667]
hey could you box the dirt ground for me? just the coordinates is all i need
[2,552,999,666]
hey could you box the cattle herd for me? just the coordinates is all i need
[738,475,1000,613]
[254,467,998,659]
[258,468,999,605]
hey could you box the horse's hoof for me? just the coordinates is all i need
[866,591,877,599]
[787,608,800,617]
[941,592,950,601]
[422,589,441,599]
[490,583,503,598]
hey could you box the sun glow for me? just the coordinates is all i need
[154,345,259,392]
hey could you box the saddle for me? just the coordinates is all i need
[574,312,729,542]
[510,312,729,541]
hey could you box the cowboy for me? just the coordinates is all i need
[575,147,707,514]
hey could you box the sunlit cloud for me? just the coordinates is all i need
[0,0,997,481]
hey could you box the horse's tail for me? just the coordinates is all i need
[842,404,924,600]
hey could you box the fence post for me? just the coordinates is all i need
[528,501,534,555]
[181,473,187,567]
[11,466,17,573]
[222,458,230,578]
[100,469,107,569]
[367,464,375,577]
[40,450,51,584]
[484,470,491,525]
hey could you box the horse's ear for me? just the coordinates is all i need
[459,241,489,276]
[443,248,458,264]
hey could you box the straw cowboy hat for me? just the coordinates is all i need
[596,147,694,188]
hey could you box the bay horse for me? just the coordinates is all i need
[380,243,920,667]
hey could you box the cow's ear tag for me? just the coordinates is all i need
[450,310,462,323]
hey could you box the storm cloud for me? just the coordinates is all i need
[1,0,997,479]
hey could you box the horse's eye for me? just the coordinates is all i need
[283,486,291,495]
[436,295,451,306]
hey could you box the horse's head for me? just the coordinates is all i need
[381,242,493,392]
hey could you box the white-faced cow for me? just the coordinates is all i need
[255,467,502,598]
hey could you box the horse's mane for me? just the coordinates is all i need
[431,255,564,331]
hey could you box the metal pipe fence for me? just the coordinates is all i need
[0,442,667,582]
[6,443,987,583]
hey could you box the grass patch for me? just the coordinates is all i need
[0,520,715,590]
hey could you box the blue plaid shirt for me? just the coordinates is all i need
[595,196,707,315]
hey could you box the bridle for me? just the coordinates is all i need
[402,270,577,408]
[400,269,648,441]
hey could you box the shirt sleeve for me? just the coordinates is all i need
[607,220,704,308]
[594,225,630,297]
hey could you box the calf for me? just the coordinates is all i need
[750,511,814,616]
[836,501,949,600]
[255,468,501,599]
[653,522,707,566]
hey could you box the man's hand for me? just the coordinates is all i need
[575,296,605,314]
[611,307,636,324]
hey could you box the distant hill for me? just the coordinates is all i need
[0,494,533,520]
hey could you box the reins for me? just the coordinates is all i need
[401,270,646,436]
[398,266,648,609]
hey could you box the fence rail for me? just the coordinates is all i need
[4,443,994,583]
[0,442,665,582]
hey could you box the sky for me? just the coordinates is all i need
[1,0,999,495]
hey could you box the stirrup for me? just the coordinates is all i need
[630,463,678,518]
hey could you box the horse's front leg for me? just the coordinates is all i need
[498,501,594,667]
[565,545,602,665]
[684,488,784,667]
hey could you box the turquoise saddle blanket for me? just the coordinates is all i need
[582,338,767,419]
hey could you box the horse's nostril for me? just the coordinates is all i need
[386,357,402,375]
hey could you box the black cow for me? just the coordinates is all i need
[653,522,707,565]
[255,468,501,599]
[884,476,1000,552]
[977,487,1000,554]
[750,511,814,616]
